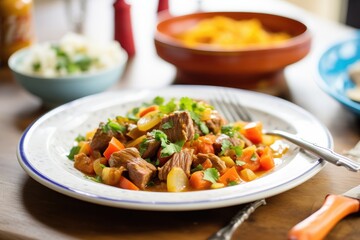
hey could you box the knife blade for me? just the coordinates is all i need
[288,185,360,240]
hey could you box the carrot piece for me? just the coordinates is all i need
[103,137,125,160]
[243,121,263,144]
[139,105,159,117]
[201,158,213,169]
[119,176,139,190]
[237,145,260,172]
[259,146,275,170]
[189,135,215,154]
[189,171,212,190]
[218,166,241,186]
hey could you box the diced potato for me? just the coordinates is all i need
[199,107,212,121]
[211,182,225,189]
[220,156,235,168]
[167,167,189,192]
[240,168,258,182]
[93,158,104,176]
[102,167,123,186]
[78,141,91,155]
[86,129,97,140]
[262,134,277,146]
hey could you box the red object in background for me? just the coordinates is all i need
[113,0,135,57]
[157,0,169,13]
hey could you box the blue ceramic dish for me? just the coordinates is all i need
[8,47,127,107]
[318,38,360,115]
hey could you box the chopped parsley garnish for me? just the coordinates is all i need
[221,125,241,137]
[159,98,177,114]
[85,175,102,183]
[32,62,41,72]
[191,164,203,173]
[153,96,165,106]
[151,130,184,157]
[161,121,173,129]
[67,146,80,160]
[75,134,86,142]
[126,107,140,120]
[220,139,243,157]
[102,119,126,133]
[228,181,239,186]
[189,111,209,135]
[203,168,220,183]
[51,45,96,74]
[139,138,149,156]
[179,97,210,135]
[194,133,200,140]
[250,153,258,161]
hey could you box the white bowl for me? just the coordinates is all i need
[9,47,127,107]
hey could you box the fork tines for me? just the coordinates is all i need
[210,89,253,123]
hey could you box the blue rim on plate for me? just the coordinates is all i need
[318,37,360,115]
[17,85,331,211]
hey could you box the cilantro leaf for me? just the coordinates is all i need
[85,175,102,183]
[221,125,240,137]
[203,168,220,184]
[220,139,243,156]
[67,146,80,160]
[153,96,165,105]
[126,107,140,120]
[161,140,184,158]
[32,62,41,72]
[161,121,173,130]
[159,98,177,114]
[102,119,126,133]
[220,139,232,156]
[75,134,85,142]
[228,181,239,186]
[151,130,184,158]
[191,164,203,173]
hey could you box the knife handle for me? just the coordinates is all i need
[288,194,359,240]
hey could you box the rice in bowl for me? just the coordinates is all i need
[19,33,126,77]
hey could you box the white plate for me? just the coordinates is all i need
[17,85,331,211]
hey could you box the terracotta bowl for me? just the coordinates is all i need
[154,11,311,95]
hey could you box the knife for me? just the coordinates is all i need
[288,185,360,240]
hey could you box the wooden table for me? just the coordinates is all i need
[1,1,360,239]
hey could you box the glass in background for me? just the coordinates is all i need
[64,0,87,34]
[0,0,34,66]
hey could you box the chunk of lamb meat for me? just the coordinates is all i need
[109,147,156,189]
[193,153,227,173]
[159,111,195,143]
[74,153,95,175]
[205,111,226,134]
[90,122,125,152]
[140,134,161,159]
[158,149,194,181]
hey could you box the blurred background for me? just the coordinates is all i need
[31,0,352,42]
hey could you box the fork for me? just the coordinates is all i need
[208,92,267,240]
[212,90,360,172]
[208,89,360,240]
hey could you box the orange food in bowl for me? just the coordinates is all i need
[178,16,291,49]
[154,11,311,95]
